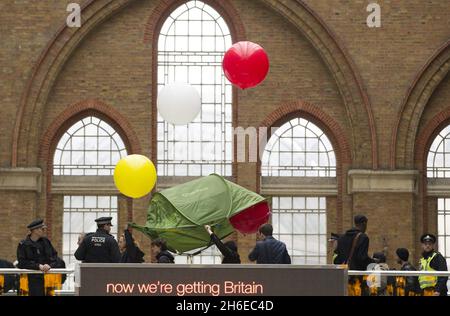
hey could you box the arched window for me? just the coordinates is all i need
[157,0,233,264]
[157,0,233,178]
[53,116,128,267]
[427,124,450,267]
[261,118,336,177]
[53,116,127,176]
[427,125,450,178]
[262,118,336,264]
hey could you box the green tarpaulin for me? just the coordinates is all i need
[131,174,265,253]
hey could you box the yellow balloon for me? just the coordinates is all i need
[113,155,157,198]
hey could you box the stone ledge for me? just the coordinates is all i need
[348,170,418,194]
[52,176,118,194]
[261,176,338,196]
[427,179,450,196]
[0,168,42,192]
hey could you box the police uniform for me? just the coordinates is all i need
[74,217,121,263]
[16,219,59,296]
[419,234,448,296]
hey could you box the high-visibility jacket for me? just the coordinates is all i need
[419,252,437,289]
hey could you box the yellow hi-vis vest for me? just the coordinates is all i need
[419,252,437,289]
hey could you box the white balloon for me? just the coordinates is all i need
[157,82,201,125]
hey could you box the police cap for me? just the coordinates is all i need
[27,219,46,230]
[95,217,113,226]
[328,233,340,241]
[420,233,436,243]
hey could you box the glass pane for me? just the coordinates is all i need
[306,213,319,235]
[261,118,335,177]
[279,214,292,234]
[53,116,128,175]
[157,1,232,177]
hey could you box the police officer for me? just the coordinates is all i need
[16,219,59,296]
[74,217,121,263]
[328,233,340,264]
[418,233,448,296]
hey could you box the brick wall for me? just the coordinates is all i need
[0,0,449,267]
[352,193,415,265]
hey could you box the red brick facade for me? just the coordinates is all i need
[0,0,449,266]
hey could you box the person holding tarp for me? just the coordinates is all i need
[131,174,270,258]
[119,225,145,263]
[205,225,240,264]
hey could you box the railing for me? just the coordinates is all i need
[349,270,450,276]
[347,270,450,296]
[1,268,449,296]
[0,268,76,296]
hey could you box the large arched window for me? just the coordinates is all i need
[53,116,127,176]
[427,125,450,178]
[427,124,450,267]
[53,116,128,267]
[157,1,233,264]
[262,118,336,264]
[157,0,233,178]
[262,118,336,177]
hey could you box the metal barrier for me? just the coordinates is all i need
[347,270,450,296]
[0,268,76,296]
[1,267,449,296]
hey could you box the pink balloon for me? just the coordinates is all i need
[229,201,271,234]
[222,41,269,89]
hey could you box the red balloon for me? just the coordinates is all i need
[222,41,269,89]
[229,201,271,234]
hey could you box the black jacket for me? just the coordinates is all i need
[156,250,175,263]
[400,262,420,294]
[210,233,241,264]
[120,230,145,263]
[0,259,17,293]
[74,229,121,263]
[421,250,448,295]
[334,228,375,270]
[16,236,59,296]
[248,236,291,264]
[17,236,58,270]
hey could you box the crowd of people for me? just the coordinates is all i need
[331,215,449,296]
[0,214,448,296]
[0,217,291,295]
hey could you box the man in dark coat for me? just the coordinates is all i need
[334,215,376,296]
[205,225,241,264]
[16,219,59,296]
[334,215,375,270]
[395,248,419,296]
[418,234,448,296]
[74,217,121,263]
[248,223,291,264]
[0,259,17,294]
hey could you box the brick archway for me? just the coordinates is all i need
[392,39,450,169]
[39,99,141,238]
[12,0,376,170]
[258,100,352,232]
[415,107,450,235]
